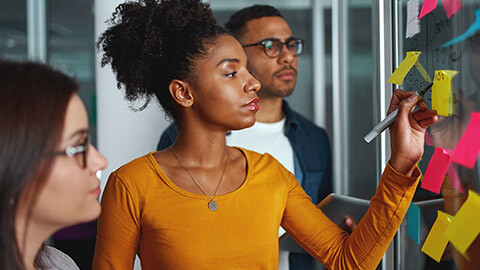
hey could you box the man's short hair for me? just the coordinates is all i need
[225,5,283,40]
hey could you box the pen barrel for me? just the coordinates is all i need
[375,109,398,134]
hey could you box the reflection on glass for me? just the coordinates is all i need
[47,0,97,145]
[0,0,27,60]
[398,1,480,269]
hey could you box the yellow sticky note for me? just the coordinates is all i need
[421,211,454,263]
[445,190,480,255]
[414,61,432,83]
[432,70,458,116]
[388,51,422,85]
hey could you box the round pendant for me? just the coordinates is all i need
[208,200,218,211]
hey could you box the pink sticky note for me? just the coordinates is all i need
[447,163,464,193]
[441,0,462,18]
[421,147,451,194]
[452,112,480,169]
[419,0,438,19]
[425,131,434,146]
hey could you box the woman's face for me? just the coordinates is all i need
[189,34,261,130]
[29,94,108,229]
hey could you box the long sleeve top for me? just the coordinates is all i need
[93,148,420,270]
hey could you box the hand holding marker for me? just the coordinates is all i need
[364,83,434,143]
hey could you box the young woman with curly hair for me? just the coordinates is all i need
[0,60,108,270]
[93,0,438,269]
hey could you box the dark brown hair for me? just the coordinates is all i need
[0,59,79,269]
[97,0,229,117]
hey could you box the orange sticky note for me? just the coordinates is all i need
[445,190,480,255]
[388,51,422,85]
[421,147,450,194]
[432,70,457,116]
[421,211,453,262]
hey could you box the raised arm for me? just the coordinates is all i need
[282,90,437,269]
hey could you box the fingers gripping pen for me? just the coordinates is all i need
[363,83,434,143]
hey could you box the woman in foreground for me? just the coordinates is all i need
[93,0,438,269]
[0,60,107,270]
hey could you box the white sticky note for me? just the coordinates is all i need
[406,0,421,39]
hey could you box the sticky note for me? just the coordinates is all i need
[414,61,432,82]
[421,147,450,194]
[451,112,480,168]
[421,211,453,262]
[425,131,434,146]
[406,0,421,39]
[440,0,462,18]
[419,0,438,19]
[445,190,480,255]
[448,168,464,193]
[443,149,464,193]
[432,70,457,116]
[388,51,422,85]
[442,9,480,47]
[408,203,421,245]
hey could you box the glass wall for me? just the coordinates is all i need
[47,0,97,144]
[0,0,28,60]
[395,1,480,269]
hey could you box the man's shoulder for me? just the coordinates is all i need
[287,108,329,138]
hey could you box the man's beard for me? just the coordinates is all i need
[257,85,295,99]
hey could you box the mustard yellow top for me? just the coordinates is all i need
[93,148,420,270]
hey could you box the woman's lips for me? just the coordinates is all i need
[244,98,259,111]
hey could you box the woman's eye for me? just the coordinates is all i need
[225,71,238,78]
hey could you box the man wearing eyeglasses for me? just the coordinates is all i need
[157,5,333,270]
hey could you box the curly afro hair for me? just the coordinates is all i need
[97,0,228,116]
[225,5,283,40]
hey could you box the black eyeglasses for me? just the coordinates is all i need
[49,139,89,169]
[242,38,304,58]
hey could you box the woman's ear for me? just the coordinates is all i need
[169,79,194,108]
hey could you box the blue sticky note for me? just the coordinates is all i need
[408,203,421,245]
[442,8,480,47]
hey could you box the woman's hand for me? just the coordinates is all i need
[388,89,438,176]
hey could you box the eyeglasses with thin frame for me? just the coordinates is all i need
[49,138,89,169]
[242,37,304,58]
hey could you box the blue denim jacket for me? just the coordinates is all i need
[157,100,332,269]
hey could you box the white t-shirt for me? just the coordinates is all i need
[226,118,294,270]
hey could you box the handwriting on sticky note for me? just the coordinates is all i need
[442,8,480,47]
[451,112,480,169]
[440,0,462,18]
[408,203,421,245]
[445,190,480,255]
[388,51,422,85]
[421,147,451,194]
[419,0,438,19]
[421,211,453,262]
[432,70,457,117]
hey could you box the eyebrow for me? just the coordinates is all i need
[68,129,88,140]
[216,58,240,66]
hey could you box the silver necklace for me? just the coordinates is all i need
[169,147,228,211]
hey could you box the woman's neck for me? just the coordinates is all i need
[16,216,53,270]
